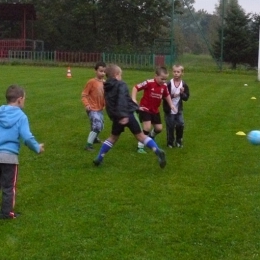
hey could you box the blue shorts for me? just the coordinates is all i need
[111,112,142,136]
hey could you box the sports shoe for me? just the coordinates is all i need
[84,146,94,151]
[0,212,20,219]
[137,148,147,154]
[175,141,183,148]
[93,157,102,166]
[167,145,173,148]
[94,138,102,144]
[157,149,166,168]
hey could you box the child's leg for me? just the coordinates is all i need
[136,134,166,168]
[129,112,166,168]
[175,113,184,147]
[86,111,104,150]
[148,113,163,140]
[137,112,151,152]
[137,129,149,152]
[149,124,163,139]
[165,114,175,147]
[94,135,118,162]
[93,119,122,166]
[0,164,18,219]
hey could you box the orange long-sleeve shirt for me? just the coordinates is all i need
[81,78,105,111]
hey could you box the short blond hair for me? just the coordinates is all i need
[172,64,184,73]
[105,64,121,79]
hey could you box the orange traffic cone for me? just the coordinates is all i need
[67,67,72,78]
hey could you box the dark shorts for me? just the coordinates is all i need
[139,111,162,124]
[111,112,142,136]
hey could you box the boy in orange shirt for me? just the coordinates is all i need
[81,61,106,150]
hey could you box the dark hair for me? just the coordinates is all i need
[6,85,25,103]
[155,66,168,76]
[95,61,106,70]
[105,64,121,79]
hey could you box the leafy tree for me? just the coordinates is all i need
[246,13,260,67]
[213,0,251,69]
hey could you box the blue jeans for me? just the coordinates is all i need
[164,112,184,146]
[87,110,104,133]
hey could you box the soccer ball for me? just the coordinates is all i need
[247,130,260,145]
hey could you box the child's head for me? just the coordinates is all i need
[154,66,169,85]
[6,85,25,108]
[95,61,106,80]
[172,64,184,79]
[106,64,122,81]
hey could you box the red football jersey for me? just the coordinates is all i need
[134,78,170,114]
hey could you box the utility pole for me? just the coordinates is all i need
[220,0,225,71]
[170,0,175,66]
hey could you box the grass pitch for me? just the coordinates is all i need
[0,64,260,259]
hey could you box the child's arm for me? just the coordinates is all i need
[131,86,138,104]
[19,116,44,154]
[165,95,177,113]
[81,81,92,111]
[180,82,190,101]
[132,84,149,111]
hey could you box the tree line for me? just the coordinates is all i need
[0,0,259,68]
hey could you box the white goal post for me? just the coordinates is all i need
[258,25,260,81]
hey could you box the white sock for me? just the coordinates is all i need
[138,141,144,149]
[150,129,156,138]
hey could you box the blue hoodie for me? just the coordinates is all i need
[0,105,40,155]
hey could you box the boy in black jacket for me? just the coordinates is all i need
[93,64,167,168]
[163,64,190,148]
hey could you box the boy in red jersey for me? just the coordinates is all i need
[132,66,176,153]
[81,61,106,151]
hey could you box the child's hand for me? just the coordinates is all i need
[39,144,45,153]
[139,106,149,111]
[171,105,177,113]
[86,105,91,111]
[180,87,184,93]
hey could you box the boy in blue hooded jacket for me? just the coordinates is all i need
[0,85,44,219]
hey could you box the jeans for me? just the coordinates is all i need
[164,112,184,146]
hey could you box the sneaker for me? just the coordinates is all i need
[157,149,166,168]
[167,145,173,148]
[93,157,102,166]
[0,212,20,219]
[175,142,183,148]
[94,138,102,144]
[137,148,147,154]
[84,146,94,151]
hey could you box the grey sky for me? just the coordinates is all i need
[193,0,260,14]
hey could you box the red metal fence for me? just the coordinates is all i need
[0,39,26,50]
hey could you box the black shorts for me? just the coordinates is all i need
[111,112,142,136]
[139,111,162,124]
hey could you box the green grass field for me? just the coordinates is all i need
[0,64,260,259]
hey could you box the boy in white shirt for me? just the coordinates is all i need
[163,65,190,148]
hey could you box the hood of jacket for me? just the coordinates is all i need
[0,105,23,129]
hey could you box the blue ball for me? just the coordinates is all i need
[247,130,260,145]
